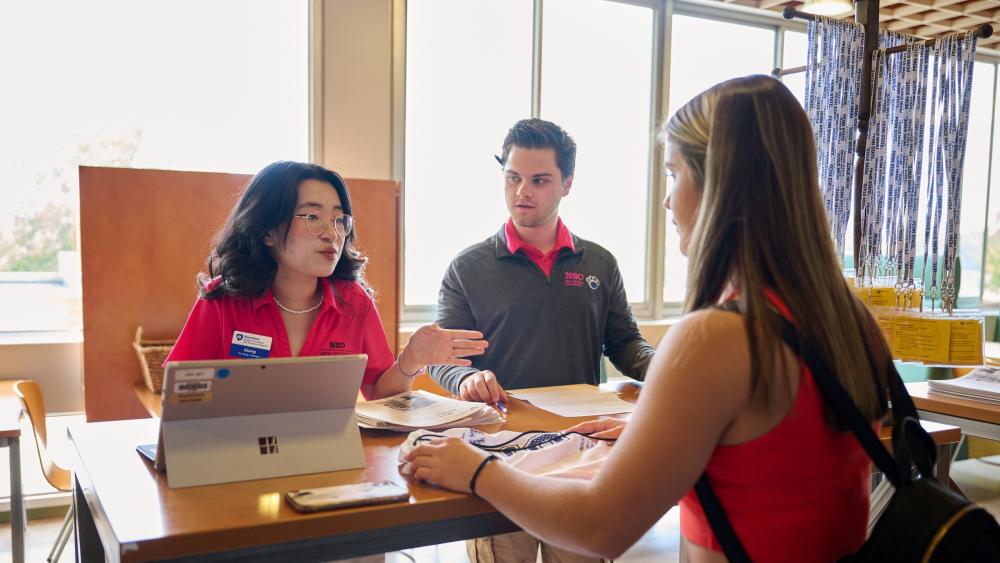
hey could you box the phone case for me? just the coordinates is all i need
[285,480,410,512]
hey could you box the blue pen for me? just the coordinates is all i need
[495,400,508,416]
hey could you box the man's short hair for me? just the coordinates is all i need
[498,118,577,180]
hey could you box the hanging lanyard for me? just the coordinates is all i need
[923,35,944,311]
[912,39,930,218]
[808,21,977,316]
[897,38,922,307]
[863,43,889,288]
[907,40,930,305]
[805,17,864,266]
[939,34,957,312]
[941,32,978,313]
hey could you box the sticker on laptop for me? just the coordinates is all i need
[169,392,213,405]
[230,331,273,359]
[174,380,212,394]
[174,368,215,382]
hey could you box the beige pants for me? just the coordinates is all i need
[467,531,606,563]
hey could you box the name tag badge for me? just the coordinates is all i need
[230,331,273,359]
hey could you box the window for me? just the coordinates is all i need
[539,0,655,303]
[0,0,309,332]
[663,14,777,303]
[403,0,657,310]
[403,0,533,307]
[781,30,808,104]
[401,1,1000,316]
[959,62,996,301]
[971,62,1000,303]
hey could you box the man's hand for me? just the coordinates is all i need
[458,370,509,403]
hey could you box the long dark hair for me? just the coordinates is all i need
[198,161,370,300]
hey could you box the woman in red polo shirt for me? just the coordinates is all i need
[403,76,890,562]
[167,161,486,400]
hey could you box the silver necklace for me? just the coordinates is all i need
[273,294,323,314]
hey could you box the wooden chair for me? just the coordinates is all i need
[13,380,73,562]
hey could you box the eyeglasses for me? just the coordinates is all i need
[292,213,354,237]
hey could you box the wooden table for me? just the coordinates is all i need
[0,380,26,563]
[132,383,162,419]
[906,381,1000,441]
[72,388,625,562]
[81,382,959,562]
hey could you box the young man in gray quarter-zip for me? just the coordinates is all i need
[428,118,654,563]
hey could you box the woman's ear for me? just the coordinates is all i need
[264,229,276,247]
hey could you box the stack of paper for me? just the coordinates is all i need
[927,366,1000,404]
[510,384,636,417]
[355,390,504,431]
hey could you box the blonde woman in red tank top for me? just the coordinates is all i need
[405,75,891,562]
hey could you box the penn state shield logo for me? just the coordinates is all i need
[586,275,600,290]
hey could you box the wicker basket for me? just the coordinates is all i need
[132,326,175,393]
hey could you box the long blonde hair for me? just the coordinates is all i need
[662,75,888,421]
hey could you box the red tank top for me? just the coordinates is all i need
[680,302,874,561]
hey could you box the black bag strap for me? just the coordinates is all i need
[775,318,910,486]
[775,317,938,485]
[694,475,752,563]
[694,307,938,562]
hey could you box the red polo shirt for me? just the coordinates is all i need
[504,217,576,278]
[165,277,392,399]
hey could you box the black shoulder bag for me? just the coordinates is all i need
[694,316,1000,562]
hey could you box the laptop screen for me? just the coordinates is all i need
[160,354,368,421]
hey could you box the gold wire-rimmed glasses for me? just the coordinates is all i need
[292,213,354,237]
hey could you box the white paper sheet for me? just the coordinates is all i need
[928,366,1000,403]
[510,384,636,417]
[355,390,503,431]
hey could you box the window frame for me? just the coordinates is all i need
[396,0,1000,322]
[659,3,803,315]
[397,0,667,322]
[971,61,999,308]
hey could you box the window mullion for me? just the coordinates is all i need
[774,26,784,77]
[531,0,543,118]
[650,0,674,318]
[980,63,999,303]
[655,0,678,316]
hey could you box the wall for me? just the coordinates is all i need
[322,0,395,180]
[0,340,82,413]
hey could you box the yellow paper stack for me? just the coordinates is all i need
[849,275,985,366]
[870,307,984,366]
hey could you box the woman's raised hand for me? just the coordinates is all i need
[402,324,487,368]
